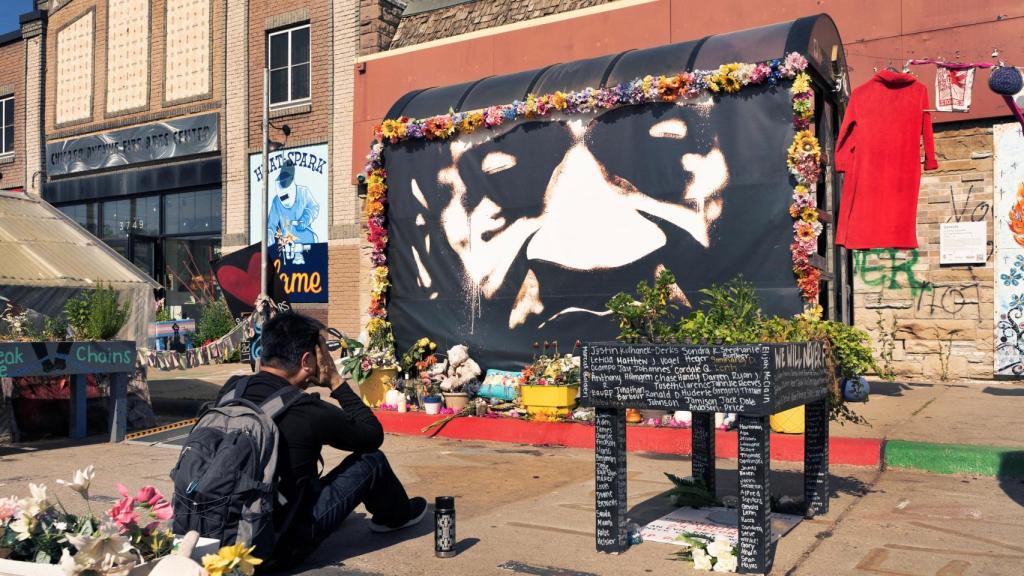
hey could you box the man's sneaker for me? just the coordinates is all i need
[369,497,428,533]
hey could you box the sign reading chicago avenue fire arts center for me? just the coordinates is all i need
[46,113,219,176]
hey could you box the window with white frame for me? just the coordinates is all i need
[0,97,12,155]
[268,24,310,106]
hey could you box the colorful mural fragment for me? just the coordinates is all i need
[993,122,1024,376]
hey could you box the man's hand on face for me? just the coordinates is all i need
[315,331,344,391]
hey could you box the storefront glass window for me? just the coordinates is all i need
[59,203,98,236]
[132,195,160,235]
[100,199,131,238]
[164,237,222,306]
[163,189,221,235]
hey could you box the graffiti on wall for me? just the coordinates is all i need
[993,122,1024,376]
[853,249,931,297]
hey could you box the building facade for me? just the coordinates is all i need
[352,0,1023,381]
[0,9,46,196]
[220,0,361,332]
[41,0,227,317]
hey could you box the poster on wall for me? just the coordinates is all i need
[249,144,329,303]
[993,122,1024,376]
[384,88,804,370]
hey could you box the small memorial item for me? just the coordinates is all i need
[435,496,456,558]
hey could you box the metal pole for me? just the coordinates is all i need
[259,68,269,302]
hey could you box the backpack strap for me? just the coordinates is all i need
[217,375,251,406]
[259,385,306,420]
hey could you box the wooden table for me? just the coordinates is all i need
[581,342,830,574]
[0,341,136,442]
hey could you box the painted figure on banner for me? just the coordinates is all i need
[268,160,320,246]
[993,122,1024,376]
[385,88,803,367]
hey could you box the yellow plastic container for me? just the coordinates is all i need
[770,405,805,434]
[520,385,579,417]
[359,367,398,407]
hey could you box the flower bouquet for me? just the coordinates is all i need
[518,342,581,418]
[0,466,200,576]
[398,337,437,379]
[671,534,738,572]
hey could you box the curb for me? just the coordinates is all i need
[884,439,1024,477]
[376,411,884,468]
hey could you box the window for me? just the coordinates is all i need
[163,189,221,235]
[268,25,310,106]
[59,203,98,236]
[1,97,13,155]
[100,199,131,239]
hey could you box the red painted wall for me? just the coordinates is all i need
[352,0,1024,179]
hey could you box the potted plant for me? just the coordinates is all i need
[518,341,581,418]
[418,376,443,416]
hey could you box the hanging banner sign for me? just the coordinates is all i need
[46,113,220,176]
[271,242,328,303]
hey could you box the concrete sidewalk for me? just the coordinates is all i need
[1,433,1022,575]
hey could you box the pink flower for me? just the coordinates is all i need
[107,497,139,532]
[781,52,809,77]
[750,63,771,84]
[0,496,20,521]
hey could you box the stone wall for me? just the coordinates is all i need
[853,121,996,381]
[358,0,403,55]
[388,0,619,49]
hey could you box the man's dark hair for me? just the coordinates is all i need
[259,311,324,372]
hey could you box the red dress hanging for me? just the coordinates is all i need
[835,71,938,249]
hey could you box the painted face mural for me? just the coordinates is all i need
[386,88,801,368]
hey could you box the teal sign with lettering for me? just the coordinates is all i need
[0,341,135,378]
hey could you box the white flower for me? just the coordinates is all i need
[20,483,52,516]
[692,547,713,571]
[706,537,734,558]
[10,513,36,541]
[60,549,85,576]
[713,552,738,572]
[57,465,95,498]
[63,521,138,573]
[54,521,68,531]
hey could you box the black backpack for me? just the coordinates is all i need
[170,377,303,559]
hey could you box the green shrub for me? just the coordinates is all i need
[195,299,235,345]
[607,270,876,424]
[63,285,130,340]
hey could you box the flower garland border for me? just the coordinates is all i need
[362,52,823,344]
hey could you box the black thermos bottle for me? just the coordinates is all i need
[434,496,456,558]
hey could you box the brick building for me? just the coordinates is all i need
[0,9,46,196]
[351,0,1024,381]
[220,0,361,332]
[40,0,227,317]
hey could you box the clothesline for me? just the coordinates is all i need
[908,59,995,70]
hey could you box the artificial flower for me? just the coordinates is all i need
[801,207,819,222]
[795,220,818,242]
[790,72,811,95]
[64,521,138,574]
[793,184,810,197]
[788,203,801,218]
[20,483,51,516]
[57,465,95,498]
[0,495,20,521]
[706,538,734,558]
[692,547,714,571]
[378,118,407,143]
[10,513,36,541]
[781,52,809,77]
[107,493,140,532]
[203,544,263,576]
[552,91,568,110]
[713,552,738,572]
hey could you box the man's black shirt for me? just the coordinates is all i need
[215,370,383,554]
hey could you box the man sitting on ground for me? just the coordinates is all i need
[218,311,426,570]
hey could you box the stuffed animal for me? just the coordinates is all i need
[437,344,482,392]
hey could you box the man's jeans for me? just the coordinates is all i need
[267,451,412,572]
[312,450,413,536]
